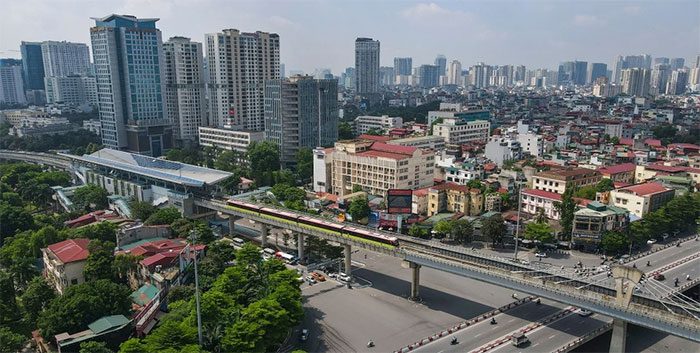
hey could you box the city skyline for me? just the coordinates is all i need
[1,0,699,74]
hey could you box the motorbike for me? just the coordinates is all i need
[367,340,374,348]
[490,318,497,325]
[451,337,459,345]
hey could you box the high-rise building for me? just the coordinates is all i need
[163,37,207,142]
[280,63,285,78]
[670,58,685,70]
[393,57,412,76]
[620,68,651,97]
[379,66,394,86]
[40,41,91,77]
[559,61,587,85]
[419,64,439,88]
[654,57,670,65]
[650,64,671,95]
[434,54,447,77]
[0,59,27,105]
[44,75,97,106]
[573,61,588,85]
[514,65,526,83]
[666,69,688,95]
[447,60,462,85]
[264,75,338,167]
[614,54,651,83]
[343,67,355,90]
[206,29,280,130]
[354,37,380,95]
[20,42,45,90]
[588,63,607,84]
[90,14,171,156]
[470,62,492,88]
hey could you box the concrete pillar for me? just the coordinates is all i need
[260,224,268,247]
[297,233,305,264]
[228,217,236,236]
[410,262,421,300]
[344,244,352,276]
[609,319,627,353]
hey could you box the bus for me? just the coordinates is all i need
[275,251,297,264]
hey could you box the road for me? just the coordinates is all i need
[411,299,565,353]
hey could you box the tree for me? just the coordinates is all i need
[451,219,474,244]
[466,179,483,190]
[0,202,34,241]
[574,186,596,200]
[0,270,19,324]
[129,200,156,221]
[247,141,280,186]
[221,298,291,353]
[215,150,246,173]
[408,224,429,239]
[534,207,547,224]
[38,279,131,338]
[364,128,383,136]
[352,185,363,193]
[69,222,117,243]
[433,220,453,238]
[596,178,615,193]
[338,121,354,140]
[73,184,109,211]
[167,285,195,303]
[20,276,56,325]
[0,326,25,352]
[348,196,370,222]
[295,148,313,183]
[600,231,629,254]
[80,341,114,353]
[272,169,296,186]
[145,207,181,225]
[524,222,554,244]
[481,214,506,247]
[193,221,216,244]
[84,240,115,282]
[554,184,577,240]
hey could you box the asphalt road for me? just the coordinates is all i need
[412,299,566,353]
[489,312,611,353]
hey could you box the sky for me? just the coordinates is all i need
[1,0,699,74]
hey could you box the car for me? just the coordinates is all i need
[576,309,593,317]
[297,276,305,283]
[300,329,308,342]
[647,239,657,245]
[535,252,547,258]
[328,273,338,279]
[306,276,316,284]
[653,273,665,281]
[338,273,351,282]
[311,272,326,282]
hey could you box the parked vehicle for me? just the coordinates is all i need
[300,329,308,341]
[535,252,547,258]
[338,273,351,282]
[311,272,326,282]
[653,273,665,281]
[511,332,529,347]
[576,309,593,317]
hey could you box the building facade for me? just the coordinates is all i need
[44,75,97,106]
[20,41,45,90]
[163,37,207,142]
[532,167,602,194]
[521,188,562,221]
[354,115,402,134]
[432,118,490,145]
[42,238,90,295]
[484,135,522,167]
[427,182,483,217]
[198,126,264,154]
[394,57,412,76]
[206,29,280,130]
[40,41,91,77]
[620,68,651,97]
[608,182,675,218]
[572,202,629,250]
[354,38,380,95]
[90,14,172,156]
[419,64,439,88]
[387,135,445,151]
[264,75,339,167]
[0,59,27,104]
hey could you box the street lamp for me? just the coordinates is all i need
[514,179,523,261]
[190,230,203,346]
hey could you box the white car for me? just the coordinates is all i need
[338,273,351,282]
[647,239,657,245]
[535,252,547,258]
[576,309,593,317]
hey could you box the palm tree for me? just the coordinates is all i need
[534,207,547,224]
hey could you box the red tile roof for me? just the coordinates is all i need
[358,134,393,142]
[371,142,417,155]
[597,163,636,175]
[357,150,407,160]
[618,182,671,196]
[47,239,90,264]
[522,188,562,201]
[668,143,700,151]
[430,182,479,194]
[646,164,687,173]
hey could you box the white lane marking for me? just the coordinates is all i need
[474,333,482,338]
[548,334,556,339]
[507,318,515,323]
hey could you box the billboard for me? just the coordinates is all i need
[387,189,413,214]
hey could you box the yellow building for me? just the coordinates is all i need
[427,182,483,216]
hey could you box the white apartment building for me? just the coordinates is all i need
[532,167,602,195]
[44,75,97,106]
[521,188,562,220]
[83,119,102,136]
[0,63,26,105]
[317,140,434,197]
[41,41,91,77]
[518,132,544,158]
[198,127,264,154]
[386,135,445,151]
[354,115,403,134]
[433,118,490,145]
[484,135,522,166]
[435,152,485,185]
[42,238,90,295]
[163,37,207,141]
[206,29,280,130]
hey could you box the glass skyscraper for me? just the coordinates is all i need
[20,41,45,90]
[90,14,171,156]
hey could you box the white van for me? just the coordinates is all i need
[263,248,276,255]
[232,237,245,246]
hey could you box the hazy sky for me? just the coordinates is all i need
[1,0,699,74]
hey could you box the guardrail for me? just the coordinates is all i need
[551,321,614,353]
[393,297,536,353]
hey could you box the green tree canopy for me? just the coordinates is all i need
[129,200,156,221]
[348,196,371,223]
[73,184,109,211]
[482,214,506,246]
[408,224,429,239]
[0,326,25,352]
[338,121,354,140]
[596,178,615,192]
[80,341,114,353]
[451,219,474,244]
[554,184,578,240]
[432,220,453,238]
[20,276,56,325]
[145,207,181,225]
[247,141,280,187]
[295,148,313,183]
[524,221,554,244]
[600,231,629,254]
[84,240,116,282]
[574,186,596,200]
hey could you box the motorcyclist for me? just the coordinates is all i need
[451,337,458,345]
[536,298,541,305]
[490,317,497,325]
[367,340,374,348]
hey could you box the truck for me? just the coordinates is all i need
[511,332,529,347]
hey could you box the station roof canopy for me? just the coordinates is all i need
[64,148,233,187]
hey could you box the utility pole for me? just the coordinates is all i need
[190,230,203,346]
[514,179,523,261]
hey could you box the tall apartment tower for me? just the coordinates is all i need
[666,69,688,95]
[471,62,492,88]
[670,58,685,70]
[264,75,339,167]
[394,57,412,76]
[20,42,45,90]
[588,63,607,84]
[163,37,207,142]
[419,65,439,88]
[620,68,651,97]
[90,14,171,156]
[434,54,447,77]
[447,60,462,85]
[206,29,280,130]
[0,59,27,104]
[40,41,91,77]
[354,37,380,95]
[650,64,671,95]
